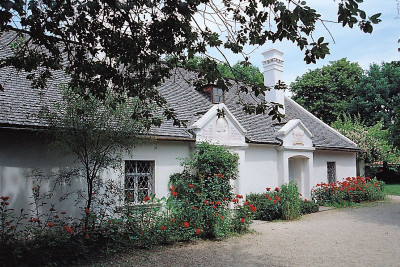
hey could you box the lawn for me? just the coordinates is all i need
[385,184,400,196]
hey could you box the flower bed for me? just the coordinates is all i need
[312,176,386,206]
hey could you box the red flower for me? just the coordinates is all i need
[160,226,166,230]
[240,218,245,223]
[48,222,54,227]
[196,228,200,235]
[266,187,271,191]
[221,216,224,220]
[204,200,209,205]
[212,205,217,209]
[273,200,277,204]
[85,206,90,214]
[184,222,189,228]
[275,187,280,192]
[232,199,238,203]
[249,205,257,212]
[143,196,151,202]
[188,184,195,188]
[299,193,302,196]
[64,225,74,235]
[210,201,214,205]
[224,197,228,201]
[169,186,176,191]
[275,196,280,201]
[215,201,221,205]
[172,192,178,196]
[305,199,308,202]
[61,211,66,214]
[244,201,249,205]
[54,215,59,218]
[268,197,272,201]
[172,218,175,223]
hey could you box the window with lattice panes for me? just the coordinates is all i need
[212,87,224,103]
[327,162,336,184]
[125,160,154,203]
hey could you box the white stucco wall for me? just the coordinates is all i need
[0,130,191,218]
[240,144,279,196]
[313,150,357,187]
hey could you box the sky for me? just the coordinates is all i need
[207,0,400,87]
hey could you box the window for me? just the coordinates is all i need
[125,160,154,203]
[327,162,336,184]
[212,87,224,103]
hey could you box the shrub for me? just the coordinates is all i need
[300,200,319,214]
[280,181,301,220]
[169,142,254,238]
[246,191,282,221]
[312,176,386,206]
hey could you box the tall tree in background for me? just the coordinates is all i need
[0,0,381,124]
[290,58,363,124]
[184,56,264,85]
[349,61,400,149]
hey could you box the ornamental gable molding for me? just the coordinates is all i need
[277,119,313,148]
[190,104,247,146]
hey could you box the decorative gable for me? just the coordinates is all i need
[277,119,313,148]
[191,104,247,147]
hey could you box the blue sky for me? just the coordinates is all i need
[207,0,400,87]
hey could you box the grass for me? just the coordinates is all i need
[385,184,400,196]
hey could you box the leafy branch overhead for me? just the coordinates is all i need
[0,0,380,124]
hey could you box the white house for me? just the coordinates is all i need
[0,32,358,216]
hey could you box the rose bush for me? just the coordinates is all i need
[312,176,386,206]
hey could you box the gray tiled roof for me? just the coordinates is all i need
[0,31,358,150]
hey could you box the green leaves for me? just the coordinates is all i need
[0,0,380,124]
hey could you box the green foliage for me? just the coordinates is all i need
[332,114,400,164]
[248,183,315,221]
[169,142,252,238]
[39,86,151,226]
[349,62,400,149]
[0,1,380,121]
[312,177,386,207]
[300,200,319,215]
[280,181,302,220]
[290,58,363,124]
[246,192,282,221]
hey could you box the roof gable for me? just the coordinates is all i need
[190,103,247,146]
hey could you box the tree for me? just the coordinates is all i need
[349,61,400,149]
[39,86,153,224]
[184,56,264,84]
[331,114,400,165]
[290,58,363,124]
[0,0,381,124]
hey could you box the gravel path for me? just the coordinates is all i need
[92,196,400,267]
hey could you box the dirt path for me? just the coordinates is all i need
[92,196,400,267]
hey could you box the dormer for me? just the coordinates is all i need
[191,103,247,147]
[276,119,313,149]
[199,85,224,103]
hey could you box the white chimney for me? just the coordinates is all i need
[262,48,285,114]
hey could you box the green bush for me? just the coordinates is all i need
[169,142,241,238]
[280,181,302,220]
[312,176,386,206]
[300,200,319,214]
[246,192,282,221]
